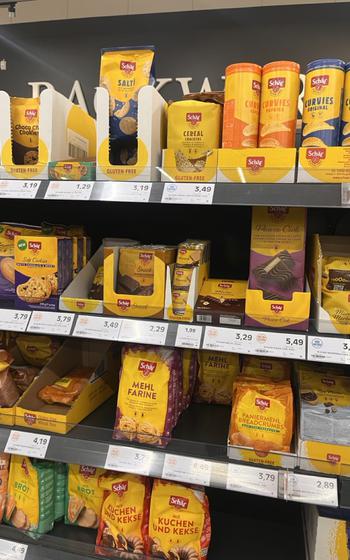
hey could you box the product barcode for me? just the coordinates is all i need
[220,316,241,326]
[68,143,87,160]
[197,315,212,322]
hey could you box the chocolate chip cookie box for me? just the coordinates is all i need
[15,339,116,435]
[298,147,350,183]
[0,89,96,180]
[96,85,166,181]
[14,235,73,312]
[217,148,297,183]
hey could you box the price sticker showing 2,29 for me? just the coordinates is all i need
[119,319,169,346]
[5,430,51,459]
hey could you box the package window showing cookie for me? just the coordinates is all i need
[299,368,350,446]
[148,479,211,560]
[249,207,307,301]
[38,366,93,406]
[0,223,40,304]
[195,278,247,326]
[14,235,73,311]
[16,334,61,367]
[117,246,176,296]
[114,344,183,447]
[0,454,9,523]
[6,455,55,536]
[96,472,150,556]
[172,240,210,316]
[167,100,222,173]
[100,46,155,166]
[240,355,291,381]
[194,350,239,405]
[10,97,39,165]
[229,377,294,452]
[65,464,105,528]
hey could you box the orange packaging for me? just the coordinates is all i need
[258,60,300,148]
[148,479,211,560]
[223,63,262,149]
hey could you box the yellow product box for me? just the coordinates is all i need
[217,147,297,183]
[298,436,350,477]
[15,339,116,435]
[298,146,350,183]
[227,438,297,469]
[161,148,218,183]
[0,89,96,180]
[14,235,73,312]
[304,506,349,560]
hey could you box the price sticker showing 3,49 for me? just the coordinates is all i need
[162,183,215,205]
[74,315,121,341]
[5,430,51,459]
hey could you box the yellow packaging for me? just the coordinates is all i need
[148,479,211,560]
[194,350,239,405]
[15,334,60,367]
[65,464,105,528]
[341,66,350,145]
[223,63,262,148]
[218,147,297,183]
[241,356,291,381]
[97,472,149,555]
[11,97,39,165]
[167,100,222,172]
[0,454,9,522]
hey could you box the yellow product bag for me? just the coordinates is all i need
[16,334,60,367]
[65,464,105,528]
[182,349,197,408]
[148,479,211,560]
[0,453,10,523]
[194,350,239,405]
[321,256,350,332]
[96,472,150,555]
[229,381,294,452]
[241,355,291,381]
[11,97,39,165]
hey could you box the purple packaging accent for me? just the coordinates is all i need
[245,313,309,331]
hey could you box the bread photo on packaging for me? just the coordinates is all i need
[38,366,93,406]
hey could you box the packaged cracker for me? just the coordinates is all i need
[223,62,262,148]
[0,453,10,523]
[15,334,60,367]
[10,97,39,165]
[54,462,67,521]
[6,456,55,536]
[114,344,182,446]
[248,207,307,300]
[241,355,291,381]
[302,59,345,147]
[38,366,93,406]
[148,479,211,560]
[194,350,239,405]
[341,62,350,145]
[167,100,222,172]
[100,46,155,165]
[96,472,150,555]
[65,464,105,528]
[258,61,300,148]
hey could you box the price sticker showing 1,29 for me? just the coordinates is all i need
[45,181,94,201]
[74,315,121,341]
[162,183,215,205]
[5,430,51,459]
[119,319,169,346]
[0,539,28,560]
[286,472,338,507]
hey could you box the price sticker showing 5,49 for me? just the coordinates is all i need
[5,430,51,459]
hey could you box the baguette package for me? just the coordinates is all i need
[38,366,93,406]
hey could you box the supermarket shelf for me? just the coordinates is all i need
[0,307,349,365]
[0,179,347,207]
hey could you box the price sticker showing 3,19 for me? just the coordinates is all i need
[5,430,51,459]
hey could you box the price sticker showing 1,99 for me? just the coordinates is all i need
[5,430,51,459]
[175,324,203,349]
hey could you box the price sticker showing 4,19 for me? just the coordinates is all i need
[0,539,28,560]
[5,430,51,459]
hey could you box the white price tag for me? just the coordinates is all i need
[162,183,215,205]
[341,183,350,206]
[308,335,350,365]
[0,539,28,560]
[45,181,94,200]
[74,315,121,341]
[286,473,338,506]
[0,179,41,199]
[119,319,168,346]
[105,445,153,475]
[5,430,51,459]
[102,182,152,202]
[203,326,250,353]
[226,464,278,498]
[0,309,31,332]
[162,454,211,486]
[175,324,202,349]
[250,331,306,360]
[27,311,74,335]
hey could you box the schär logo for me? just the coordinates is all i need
[17,239,27,251]
[120,61,136,73]
[169,495,189,509]
[28,241,42,252]
[218,282,232,289]
[271,303,284,313]
[246,156,265,173]
[138,360,157,376]
[25,109,38,120]
[268,77,286,94]
[112,481,128,495]
[24,412,36,425]
[327,453,341,464]
[252,79,261,92]
[306,148,326,165]
[255,397,270,410]
[186,112,202,125]
[117,298,131,310]
[79,465,97,478]
[321,377,335,386]
[311,74,329,91]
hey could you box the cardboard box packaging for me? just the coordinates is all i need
[217,147,297,183]
[194,279,246,326]
[161,148,218,183]
[298,146,350,183]
[48,160,96,181]
[304,506,349,560]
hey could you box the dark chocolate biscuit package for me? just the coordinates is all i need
[194,279,247,326]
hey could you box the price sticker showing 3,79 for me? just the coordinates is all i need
[5,430,51,459]
[119,319,168,346]
[105,445,154,476]
[226,464,278,498]
[286,472,338,506]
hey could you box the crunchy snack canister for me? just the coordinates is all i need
[340,62,350,146]
[302,58,345,147]
[222,62,262,148]
[258,60,300,148]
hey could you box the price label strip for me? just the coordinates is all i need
[0,539,28,560]
[226,464,278,498]
[341,183,350,206]
[250,331,306,360]
[203,326,252,353]
[105,445,154,476]
[27,311,74,336]
[99,182,152,202]
[308,335,350,365]
[162,183,215,205]
[175,324,203,349]
[74,315,121,341]
[5,430,51,459]
[119,319,168,346]
[0,179,41,199]
[0,309,31,332]
[162,454,212,486]
[45,181,94,201]
[285,472,338,507]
